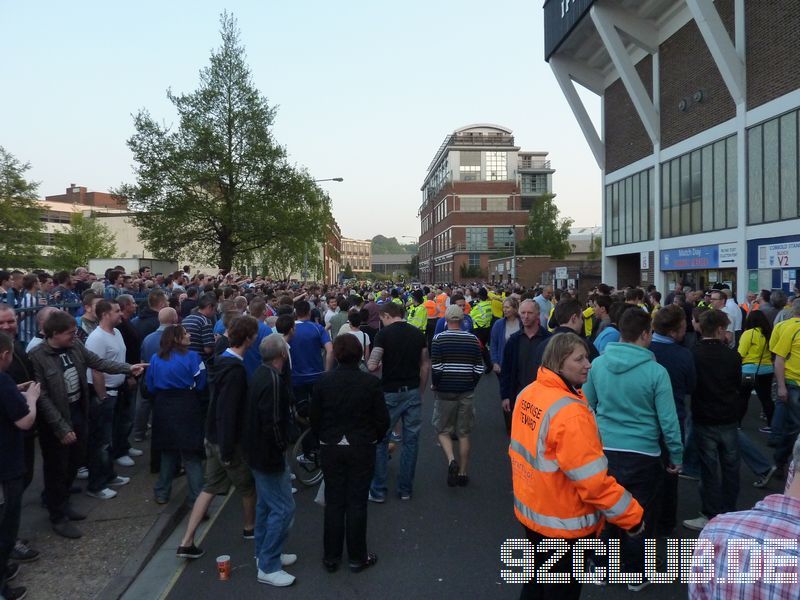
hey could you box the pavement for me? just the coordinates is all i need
[121,375,785,600]
[11,432,190,600]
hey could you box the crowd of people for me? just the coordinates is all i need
[0,264,799,598]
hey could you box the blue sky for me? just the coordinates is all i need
[0,0,601,241]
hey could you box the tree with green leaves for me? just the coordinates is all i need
[118,12,331,271]
[245,235,322,282]
[0,146,43,267]
[517,193,574,260]
[50,213,117,270]
[343,262,354,278]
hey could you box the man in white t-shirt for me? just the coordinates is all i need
[85,300,131,500]
[722,288,742,348]
[323,296,339,330]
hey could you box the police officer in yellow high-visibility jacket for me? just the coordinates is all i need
[406,290,427,333]
[471,288,493,369]
[488,289,505,326]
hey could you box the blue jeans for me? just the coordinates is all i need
[737,429,772,476]
[694,423,740,518]
[154,449,204,504]
[370,388,421,499]
[252,468,295,573]
[87,394,117,493]
[682,412,701,477]
[772,384,800,468]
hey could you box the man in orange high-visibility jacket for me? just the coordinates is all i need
[510,332,644,598]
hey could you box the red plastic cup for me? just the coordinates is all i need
[216,555,231,580]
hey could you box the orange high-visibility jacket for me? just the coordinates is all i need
[434,293,448,319]
[509,367,643,539]
[423,299,437,319]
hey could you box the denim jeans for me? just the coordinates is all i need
[370,388,422,499]
[603,451,662,575]
[772,384,800,468]
[252,467,295,573]
[682,412,701,477]
[87,394,117,493]
[154,449,204,504]
[112,388,134,459]
[694,423,740,518]
[737,429,772,476]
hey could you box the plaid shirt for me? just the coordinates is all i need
[690,494,800,600]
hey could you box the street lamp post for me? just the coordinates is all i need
[508,227,516,283]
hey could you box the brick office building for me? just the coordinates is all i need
[46,183,125,209]
[546,0,800,297]
[417,124,554,284]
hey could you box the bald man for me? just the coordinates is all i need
[133,307,178,445]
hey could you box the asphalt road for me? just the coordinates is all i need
[155,374,781,600]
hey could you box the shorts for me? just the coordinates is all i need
[432,391,475,437]
[203,441,255,497]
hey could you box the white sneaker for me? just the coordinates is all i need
[108,476,131,487]
[257,568,295,587]
[128,447,144,457]
[290,473,297,481]
[683,515,709,531]
[291,487,297,494]
[115,456,135,467]
[86,487,117,500]
[281,553,297,567]
[628,578,651,592]
[76,467,89,480]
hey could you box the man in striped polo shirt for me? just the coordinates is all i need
[430,304,484,487]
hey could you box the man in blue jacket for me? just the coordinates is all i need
[583,307,683,590]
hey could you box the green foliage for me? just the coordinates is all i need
[343,262,354,278]
[371,235,417,255]
[0,146,44,267]
[118,12,331,271]
[517,194,573,260]
[50,213,118,270]
[587,234,602,260]
[459,263,482,279]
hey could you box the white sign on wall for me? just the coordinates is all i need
[555,266,568,280]
[758,241,800,269]
[640,251,650,270]
[718,243,738,267]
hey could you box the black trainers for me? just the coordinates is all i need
[457,474,469,487]
[4,585,28,600]
[447,460,459,487]
[243,528,255,540]
[176,544,204,559]
[6,562,20,581]
[349,553,378,573]
[11,539,40,563]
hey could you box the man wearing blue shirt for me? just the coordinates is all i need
[290,301,333,405]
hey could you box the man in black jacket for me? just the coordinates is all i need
[243,333,297,587]
[176,315,259,559]
[499,300,550,434]
[683,309,742,532]
[132,289,167,340]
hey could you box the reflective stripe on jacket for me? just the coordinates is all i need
[472,300,493,329]
[509,367,643,538]
[407,304,427,332]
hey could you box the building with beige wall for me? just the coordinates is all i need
[340,238,372,273]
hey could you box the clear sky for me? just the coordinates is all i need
[0,0,601,242]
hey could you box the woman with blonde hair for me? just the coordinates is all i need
[509,332,644,599]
